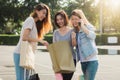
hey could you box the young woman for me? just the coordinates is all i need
[53,10,76,80]
[70,9,98,80]
[13,3,52,80]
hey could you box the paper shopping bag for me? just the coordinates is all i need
[48,41,75,73]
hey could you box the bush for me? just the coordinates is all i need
[0,34,19,45]
[0,34,53,45]
[96,33,120,45]
[0,33,120,45]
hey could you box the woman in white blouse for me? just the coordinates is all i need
[13,3,52,80]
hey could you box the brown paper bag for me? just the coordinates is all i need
[48,41,75,73]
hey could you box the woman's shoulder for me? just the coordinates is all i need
[53,29,59,35]
[24,16,34,23]
[54,29,59,32]
[22,16,34,29]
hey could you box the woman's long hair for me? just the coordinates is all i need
[71,9,89,25]
[71,9,95,30]
[31,3,52,39]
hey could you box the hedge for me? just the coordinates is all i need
[96,33,120,45]
[0,33,120,45]
[0,34,53,45]
[0,34,19,45]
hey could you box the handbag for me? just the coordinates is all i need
[55,73,63,80]
[20,41,35,70]
[29,73,40,80]
[29,70,40,80]
[48,41,75,73]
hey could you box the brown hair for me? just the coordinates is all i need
[71,9,89,24]
[54,10,68,28]
[31,3,52,39]
[71,10,81,19]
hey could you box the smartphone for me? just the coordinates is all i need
[78,22,81,26]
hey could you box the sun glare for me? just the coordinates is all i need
[106,0,120,9]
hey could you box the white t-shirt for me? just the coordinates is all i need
[14,17,38,54]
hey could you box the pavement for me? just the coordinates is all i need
[0,45,120,80]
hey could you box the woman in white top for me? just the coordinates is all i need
[13,3,52,80]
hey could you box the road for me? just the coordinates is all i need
[0,45,120,80]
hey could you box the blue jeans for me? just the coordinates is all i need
[81,60,98,80]
[14,53,29,80]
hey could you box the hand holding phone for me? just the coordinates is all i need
[71,31,76,39]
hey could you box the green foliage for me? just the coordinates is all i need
[1,33,120,45]
[0,0,38,34]
[98,49,108,55]
[96,33,120,45]
[0,33,53,45]
[0,0,120,34]
[0,34,19,45]
[98,0,120,33]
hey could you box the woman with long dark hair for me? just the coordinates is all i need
[13,3,52,80]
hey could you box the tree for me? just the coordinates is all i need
[1,0,119,34]
[99,0,120,33]
[62,0,99,28]
[0,0,62,33]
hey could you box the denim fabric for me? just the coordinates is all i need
[76,32,81,61]
[81,60,98,80]
[14,53,29,80]
[77,24,98,60]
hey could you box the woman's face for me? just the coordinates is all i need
[56,15,65,27]
[71,15,80,28]
[36,9,47,21]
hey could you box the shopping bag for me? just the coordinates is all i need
[20,41,35,70]
[78,75,84,80]
[48,41,75,73]
[55,73,63,80]
[29,73,40,80]
[24,69,40,80]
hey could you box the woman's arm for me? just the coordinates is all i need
[79,10,96,40]
[81,24,96,40]
[81,22,89,35]
[71,31,77,46]
[22,28,48,45]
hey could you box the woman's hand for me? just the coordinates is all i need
[71,31,76,39]
[39,39,49,50]
[80,19,89,34]
[40,40,49,46]
[71,31,77,46]
[42,41,49,49]
[42,41,49,46]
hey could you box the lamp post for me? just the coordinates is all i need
[99,0,103,35]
